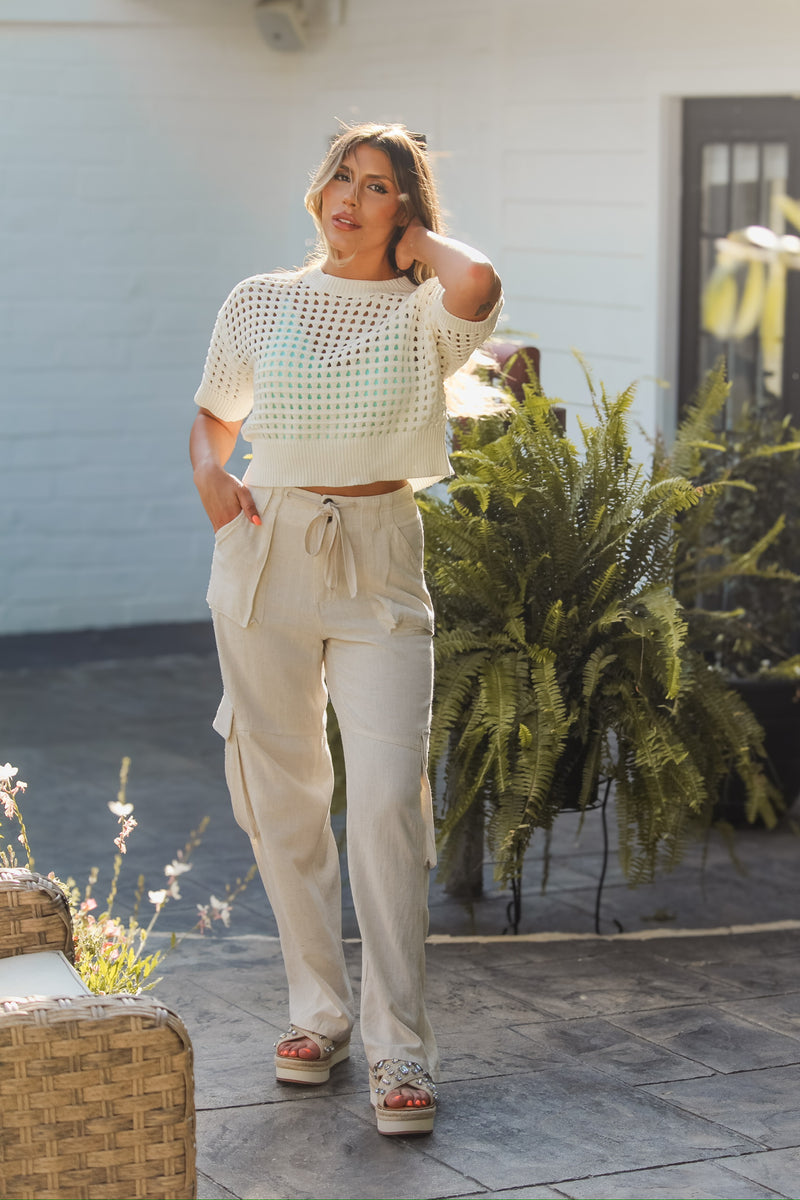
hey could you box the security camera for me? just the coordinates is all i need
[254,0,308,51]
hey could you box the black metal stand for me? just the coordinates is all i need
[503,777,614,936]
[593,777,613,935]
[504,877,522,936]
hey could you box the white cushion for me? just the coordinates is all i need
[0,950,90,998]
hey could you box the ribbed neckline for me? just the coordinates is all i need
[303,265,417,297]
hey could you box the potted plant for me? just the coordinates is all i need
[697,195,800,820]
[420,366,780,921]
[659,366,800,822]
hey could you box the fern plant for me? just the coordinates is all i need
[421,368,778,896]
[660,364,800,680]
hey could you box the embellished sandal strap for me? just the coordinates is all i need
[369,1058,439,1108]
[275,1025,341,1059]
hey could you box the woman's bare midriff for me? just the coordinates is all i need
[300,480,407,497]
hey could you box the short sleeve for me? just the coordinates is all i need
[193,284,256,421]
[421,280,503,381]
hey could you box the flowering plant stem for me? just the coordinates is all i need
[0,757,256,994]
[0,763,34,869]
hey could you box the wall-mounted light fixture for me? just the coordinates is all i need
[254,1,309,50]
[255,0,343,51]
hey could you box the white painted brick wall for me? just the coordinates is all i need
[3,0,800,635]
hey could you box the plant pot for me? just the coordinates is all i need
[717,677,800,823]
[439,744,600,904]
[551,741,601,813]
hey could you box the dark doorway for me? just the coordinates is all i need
[679,96,800,422]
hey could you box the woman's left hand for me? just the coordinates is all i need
[394,219,429,272]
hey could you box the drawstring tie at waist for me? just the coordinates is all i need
[304,497,358,598]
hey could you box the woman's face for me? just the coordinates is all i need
[320,143,407,276]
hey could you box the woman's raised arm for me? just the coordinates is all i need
[394,221,501,321]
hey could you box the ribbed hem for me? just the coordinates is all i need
[242,426,451,493]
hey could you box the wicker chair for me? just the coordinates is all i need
[0,868,75,961]
[0,868,197,1200]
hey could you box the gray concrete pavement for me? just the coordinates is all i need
[1,625,799,1199]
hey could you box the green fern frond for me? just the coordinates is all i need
[540,600,564,648]
[582,648,618,703]
[588,562,619,608]
[664,361,731,479]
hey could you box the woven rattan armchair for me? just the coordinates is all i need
[0,868,197,1200]
[0,867,75,961]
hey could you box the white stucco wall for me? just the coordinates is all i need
[3,0,800,636]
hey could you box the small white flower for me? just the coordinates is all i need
[164,859,191,877]
[0,764,18,784]
[165,879,181,901]
[108,800,134,817]
[148,889,168,907]
[209,895,232,927]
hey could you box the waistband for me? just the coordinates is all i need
[249,485,418,599]
[250,483,417,516]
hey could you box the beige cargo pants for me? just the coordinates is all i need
[208,484,439,1076]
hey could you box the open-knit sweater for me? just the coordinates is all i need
[194,265,502,491]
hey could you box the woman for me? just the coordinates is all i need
[190,122,501,1135]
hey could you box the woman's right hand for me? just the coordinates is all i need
[190,410,262,532]
[194,463,261,533]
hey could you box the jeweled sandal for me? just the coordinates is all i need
[369,1058,438,1135]
[274,1025,350,1085]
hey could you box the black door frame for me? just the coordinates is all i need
[679,96,800,420]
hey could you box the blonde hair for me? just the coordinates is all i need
[304,122,444,285]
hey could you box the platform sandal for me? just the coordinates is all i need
[274,1025,350,1085]
[369,1059,438,1135]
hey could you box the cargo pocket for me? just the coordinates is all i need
[212,694,260,841]
[206,492,279,627]
[374,517,435,635]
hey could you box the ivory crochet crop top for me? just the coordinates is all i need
[194,265,502,491]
